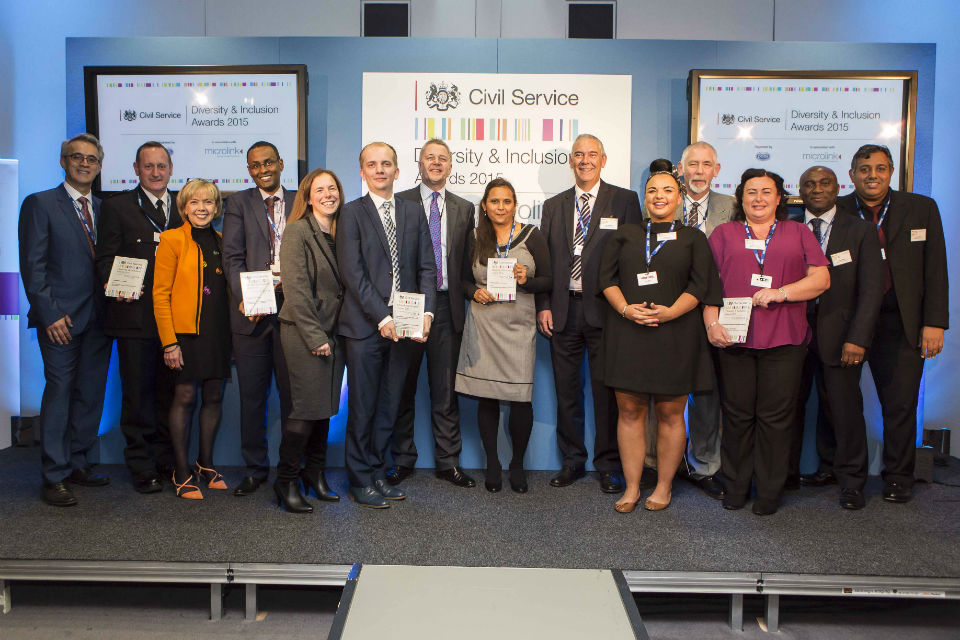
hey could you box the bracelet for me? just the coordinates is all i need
[621,304,628,318]
[707,320,718,330]
[778,287,788,302]
[164,344,180,353]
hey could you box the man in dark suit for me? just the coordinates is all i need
[536,133,642,492]
[388,139,476,489]
[222,141,295,496]
[837,144,948,503]
[789,166,884,509]
[19,133,112,506]
[96,141,183,493]
[338,142,436,508]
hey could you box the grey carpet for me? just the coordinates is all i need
[1,446,958,577]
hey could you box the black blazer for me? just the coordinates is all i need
[396,186,475,332]
[336,194,437,340]
[809,211,885,366]
[536,180,642,331]
[837,190,949,345]
[95,186,182,338]
[222,186,296,335]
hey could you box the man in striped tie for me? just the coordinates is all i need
[536,134,642,492]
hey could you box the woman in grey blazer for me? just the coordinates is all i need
[274,169,346,513]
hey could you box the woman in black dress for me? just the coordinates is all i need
[154,179,232,500]
[598,163,721,512]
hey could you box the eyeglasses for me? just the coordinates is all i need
[65,153,100,165]
[247,159,277,171]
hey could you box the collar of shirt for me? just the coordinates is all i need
[419,182,445,208]
[62,181,90,203]
[141,187,169,211]
[804,206,837,227]
[369,191,395,215]
[684,192,709,209]
[574,181,600,205]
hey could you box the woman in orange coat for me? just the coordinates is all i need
[153,179,232,499]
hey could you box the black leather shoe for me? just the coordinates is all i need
[385,465,414,486]
[752,498,779,516]
[694,475,727,500]
[274,480,314,513]
[783,475,801,491]
[43,482,78,507]
[134,474,162,494]
[549,466,585,487]
[883,481,912,503]
[373,478,406,500]
[839,488,866,510]
[639,466,658,489]
[233,476,264,496]
[348,485,390,508]
[300,469,340,502]
[599,472,622,494]
[509,467,528,494]
[722,495,746,510]
[485,466,502,493]
[799,470,837,487]
[68,467,110,487]
[436,466,476,488]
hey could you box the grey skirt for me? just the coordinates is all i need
[280,322,345,420]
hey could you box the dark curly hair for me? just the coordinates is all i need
[732,168,789,221]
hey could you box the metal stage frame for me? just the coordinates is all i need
[1,559,957,632]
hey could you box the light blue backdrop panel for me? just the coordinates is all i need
[63,37,935,474]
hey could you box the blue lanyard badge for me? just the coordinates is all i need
[744,219,778,275]
[576,195,591,237]
[71,198,96,245]
[811,217,834,252]
[496,222,517,259]
[137,191,164,234]
[645,220,677,270]
[682,198,708,230]
[856,195,890,230]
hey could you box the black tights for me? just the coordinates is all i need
[276,418,331,482]
[477,399,533,473]
[169,379,225,483]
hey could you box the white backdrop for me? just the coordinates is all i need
[0,159,20,449]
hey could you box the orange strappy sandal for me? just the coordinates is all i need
[173,472,203,500]
[194,462,228,490]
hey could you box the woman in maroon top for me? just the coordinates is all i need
[704,169,829,515]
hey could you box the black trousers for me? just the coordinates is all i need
[548,296,620,472]
[392,293,463,470]
[869,308,925,487]
[718,343,806,502]
[232,315,292,480]
[115,336,175,477]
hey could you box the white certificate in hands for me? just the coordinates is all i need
[718,297,753,344]
[240,271,278,316]
[487,258,517,302]
[394,291,425,338]
[105,257,148,299]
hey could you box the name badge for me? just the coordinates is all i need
[751,273,772,288]
[745,239,766,250]
[637,271,658,286]
[881,248,887,260]
[573,245,583,256]
[153,232,161,243]
[599,217,618,230]
[658,232,677,242]
[911,228,927,242]
[270,262,281,274]
[830,250,853,266]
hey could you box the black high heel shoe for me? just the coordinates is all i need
[509,465,528,494]
[274,479,314,513]
[485,465,502,493]
[300,468,340,502]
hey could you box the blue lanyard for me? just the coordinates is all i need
[855,195,890,230]
[137,190,165,234]
[645,220,677,269]
[809,216,834,252]
[575,193,592,239]
[682,197,709,230]
[496,222,517,259]
[744,219,778,275]
[70,197,96,245]
[264,197,283,248]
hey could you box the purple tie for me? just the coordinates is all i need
[429,191,443,289]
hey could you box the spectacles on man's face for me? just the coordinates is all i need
[66,153,100,165]
[247,159,277,171]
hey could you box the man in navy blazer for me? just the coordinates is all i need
[337,142,436,508]
[19,133,112,506]
[222,141,295,496]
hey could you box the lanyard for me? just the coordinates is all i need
[855,194,890,230]
[70,197,96,245]
[496,222,517,259]
[809,216,834,252]
[645,220,677,270]
[682,197,709,230]
[264,197,283,249]
[744,219,778,275]
[137,190,165,234]
[575,193,592,239]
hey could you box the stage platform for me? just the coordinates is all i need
[1,445,958,631]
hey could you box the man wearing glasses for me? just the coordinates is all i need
[19,133,113,506]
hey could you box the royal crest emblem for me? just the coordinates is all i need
[425,82,460,111]
[123,109,137,122]
[721,113,735,125]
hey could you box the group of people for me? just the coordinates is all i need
[19,131,947,517]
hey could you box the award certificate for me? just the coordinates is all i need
[240,271,278,316]
[487,258,517,302]
[105,257,148,300]
[394,291,425,338]
[718,297,753,344]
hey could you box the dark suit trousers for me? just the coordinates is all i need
[37,325,111,484]
[393,293,462,470]
[233,315,292,479]
[684,348,722,478]
[718,344,805,502]
[344,332,411,487]
[869,308,924,487]
[116,336,175,476]
[549,296,619,472]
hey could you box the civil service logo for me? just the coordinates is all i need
[721,113,735,125]
[122,109,137,122]
[426,82,461,111]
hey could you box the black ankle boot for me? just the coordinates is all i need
[509,464,528,494]
[485,464,502,493]
[300,468,340,502]
[274,479,314,513]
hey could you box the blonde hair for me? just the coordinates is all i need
[176,179,222,221]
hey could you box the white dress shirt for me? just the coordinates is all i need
[142,188,171,228]
[570,181,600,291]
[804,206,837,252]
[63,181,96,242]
[682,192,709,230]
[259,187,287,266]
[419,183,449,291]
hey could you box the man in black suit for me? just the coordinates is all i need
[536,134,642,492]
[837,144,948,503]
[96,141,183,493]
[387,139,476,488]
[337,142,436,508]
[790,166,884,509]
[222,141,294,495]
[19,133,112,506]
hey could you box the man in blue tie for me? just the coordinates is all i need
[19,133,113,506]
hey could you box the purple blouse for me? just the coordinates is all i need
[709,219,828,349]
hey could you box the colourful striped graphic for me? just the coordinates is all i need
[414,117,565,142]
[705,84,894,93]
[541,119,579,142]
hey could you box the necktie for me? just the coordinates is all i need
[266,196,279,255]
[811,218,823,245]
[156,199,167,229]
[687,201,700,227]
[571,193,591,281]
[429,192,443,289]
[381,201,401,296]
[78,196,95,255]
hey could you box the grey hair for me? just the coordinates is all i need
[572,133,605,156]
[61,133,104,163]
[679,141,718,166]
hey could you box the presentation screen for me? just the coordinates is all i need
[84,65,308,193]
[690,70,917,199]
